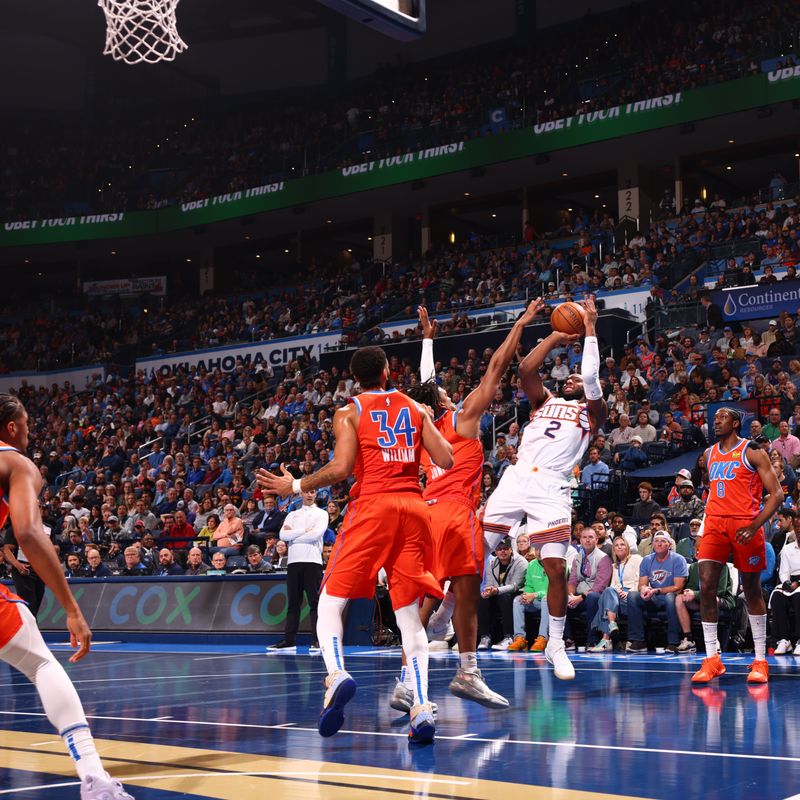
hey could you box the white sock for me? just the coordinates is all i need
[702,622,718,659]
[459,652,478,674]
[549,614,566,645]
[0,606,104,781]
[395,602,429,706]
[317,588,348,675]
[60,724,105,781]
[428,590,456,630]
[749,614,767,661]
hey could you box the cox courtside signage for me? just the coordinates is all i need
[135,331,343,377]
[713,280,800,322]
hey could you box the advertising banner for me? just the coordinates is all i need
[82,276,167,297]
[3,73,800,246]
[135,331,343,377]
[713,280,800,322]
[34,575,310,634]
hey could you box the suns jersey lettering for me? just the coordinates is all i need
[516,396,591,477]
[349,389,424,499]
[705,437,762,518]
[420,410,483,508]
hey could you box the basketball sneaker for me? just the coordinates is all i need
[389,680,438,714]
[529,635,548,652]
[318,670,357,737]
[746,659,769,684]
[81,774,134,800]
[587,638,613,653]
[691,654,726,684]
[507,635,529,652]
[448,668,509,709]
[408,703,436,744]
[545,641,575,680]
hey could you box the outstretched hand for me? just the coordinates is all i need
[418,306,437,339]
[256,464,295,496]
[579,293,599,328]
[518,297,546,325]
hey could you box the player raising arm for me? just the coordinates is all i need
[393,300,544,711]
[482,295,606,680]
[258,346,452,744]
[0,395,133,800]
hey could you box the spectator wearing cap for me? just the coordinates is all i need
[625,531,689,653]
[716,325,734,351]
[695,328,714,359]
[647,368,674,404]
[618,435,649,471]
[762,407,783,441]
[667,480,704,522]
[771,421,800,469]
[762,320,779,351]
[477,538,527,650]
[666,469,693,505]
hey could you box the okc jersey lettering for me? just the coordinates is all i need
[516,396,591,478]
[705,437,761,518]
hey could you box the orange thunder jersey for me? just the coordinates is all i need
[349,389,424,499]
[705,437,762,518]
[421,410,483,509]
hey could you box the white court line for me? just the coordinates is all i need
[0,781,79,795]
[150,716,173,721]
[192,653,265,661]
[29,741,60,747]
[0,772,472,794]
[454,733,478,739]
[1,709,798,764]
[271,722,296,728]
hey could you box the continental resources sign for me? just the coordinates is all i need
[3,70,800,247]
[713,279,800,322]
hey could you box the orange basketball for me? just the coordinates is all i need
[550,301,586,335]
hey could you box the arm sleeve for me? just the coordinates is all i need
[581,336,602,401]
[420,338,435,383]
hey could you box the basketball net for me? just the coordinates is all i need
[98,0,187,65]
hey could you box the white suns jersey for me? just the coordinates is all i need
[516,396,592,477]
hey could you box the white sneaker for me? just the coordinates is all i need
[793,641,800,656]
[477,636,491,650]
[775,639,792,655]
[81,774,134,800]
[428,619,455,642]
[545,642,575,680]
[587,638,613,653]
[491,636,513,651]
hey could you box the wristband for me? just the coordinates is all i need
[292,478,302,494]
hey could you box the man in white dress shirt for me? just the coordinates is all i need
[269,489,329,650]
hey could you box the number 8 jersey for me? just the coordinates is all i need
[516,396,592,478]
[349,389,425,499]
[705,436,762,518]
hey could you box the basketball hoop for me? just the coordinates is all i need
[98,0,187,65]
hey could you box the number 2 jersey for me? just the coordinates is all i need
[349,389,425,499]
[705,436,762,518]
[516,395,592,478]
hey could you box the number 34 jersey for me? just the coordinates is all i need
[516,395,592,478]
[349,389,425,499]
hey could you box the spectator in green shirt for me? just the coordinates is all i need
[508,552,549,652]
[673,559,734,653]
[762,407,783,441]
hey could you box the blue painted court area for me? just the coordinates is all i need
[1,644,799,799]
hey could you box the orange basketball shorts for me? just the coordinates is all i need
[427,498,483,582]
[698,516,766,573]
[321,492,443,610]
[0,584,25,649]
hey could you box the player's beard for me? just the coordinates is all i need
[562,387,585,401]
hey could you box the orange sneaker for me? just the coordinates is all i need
[746,659,769,684]
[507,635,529,652]
[530,636,548,652]
[691,654,726,684]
